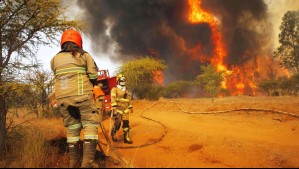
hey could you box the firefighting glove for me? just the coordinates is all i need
[112,106,118,116]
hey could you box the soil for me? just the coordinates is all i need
[99,96,299,168]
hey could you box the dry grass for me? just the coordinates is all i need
[1,117,68,168]
[1,96,299,168]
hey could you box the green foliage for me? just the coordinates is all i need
[3,68,54,117]
[117,56,167,100]
[258,79,280,96]
[258,75,299,96]
[194,64,224,98]
[0,0,84,71]
[289,74,299,95]
[24,68,54,117]
[163,81,193,98]
[274,10,299,74]
[136,84,164,101]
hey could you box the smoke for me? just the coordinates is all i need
[201,0,271,66]
[76,0,284,83]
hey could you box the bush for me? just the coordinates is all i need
[258,79,280,96]
[135,84,163,101]
[117,56,167,100]
[258,75,299,96]
[163,81,193,98]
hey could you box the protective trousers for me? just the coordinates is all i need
[111,109,133,144]
[57,94,100,168]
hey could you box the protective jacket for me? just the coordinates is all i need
[111,86,133,114]
[51,52,98,99]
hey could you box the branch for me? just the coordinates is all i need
[0,0,29,28]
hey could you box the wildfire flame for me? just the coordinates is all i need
[188,0,255,95]
[150,0,289,95]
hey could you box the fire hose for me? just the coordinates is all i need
[170,101,299,118]
[95,96,130,167]
[98,119,130,167]
[98,101,168,149]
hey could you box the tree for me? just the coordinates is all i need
[24,68,54,117]
[289,74,299,95]
[0,0,83,152]
[194,64,224,100]
[117,57,167,100]
[274,10,299,74]
[277,76,292,96]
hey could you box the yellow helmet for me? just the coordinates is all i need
[116,74,126,86]
[116,74,124,82]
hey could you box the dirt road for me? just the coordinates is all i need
[100,96,299,168]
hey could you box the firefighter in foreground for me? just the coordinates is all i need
[110,74,134,144]
[51,29,100,168]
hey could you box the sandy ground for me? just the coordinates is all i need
[99,96,299,168]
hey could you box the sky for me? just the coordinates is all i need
[36,0,299,76]
[36,0,120,75]
[36,37,119,74]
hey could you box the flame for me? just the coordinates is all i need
[153,70,164,85]
[188,0,231,89]
[187,0,257,95]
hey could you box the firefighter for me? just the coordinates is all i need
[110,74,133,144]
[50,29,100,168]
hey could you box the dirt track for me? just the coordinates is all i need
[100,96,299,168]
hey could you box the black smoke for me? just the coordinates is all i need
[77,0,271,83]
[201,0,271,66]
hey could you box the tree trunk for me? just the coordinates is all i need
[0,76,7,153]
[0,96,6,153]
[0,27,6,153]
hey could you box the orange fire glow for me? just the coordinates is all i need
[153,70,165,85]
[187,0,258,95]
[188,0,227,70]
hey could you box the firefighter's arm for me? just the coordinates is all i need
[111,88,117,107]
[126,91,133,113]
[111,88,118,114]
[50,57,55,72]
[84,53,98,84]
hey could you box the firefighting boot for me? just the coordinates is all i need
[81,140,98,168]
[111,130,118,142]
[123,128,133,144]
[111,122,121,142]
[68,142,81,168]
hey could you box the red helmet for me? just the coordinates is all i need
[60,29,83,48]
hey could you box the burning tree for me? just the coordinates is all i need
[274,10,299,75]
[0,0,83,153]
